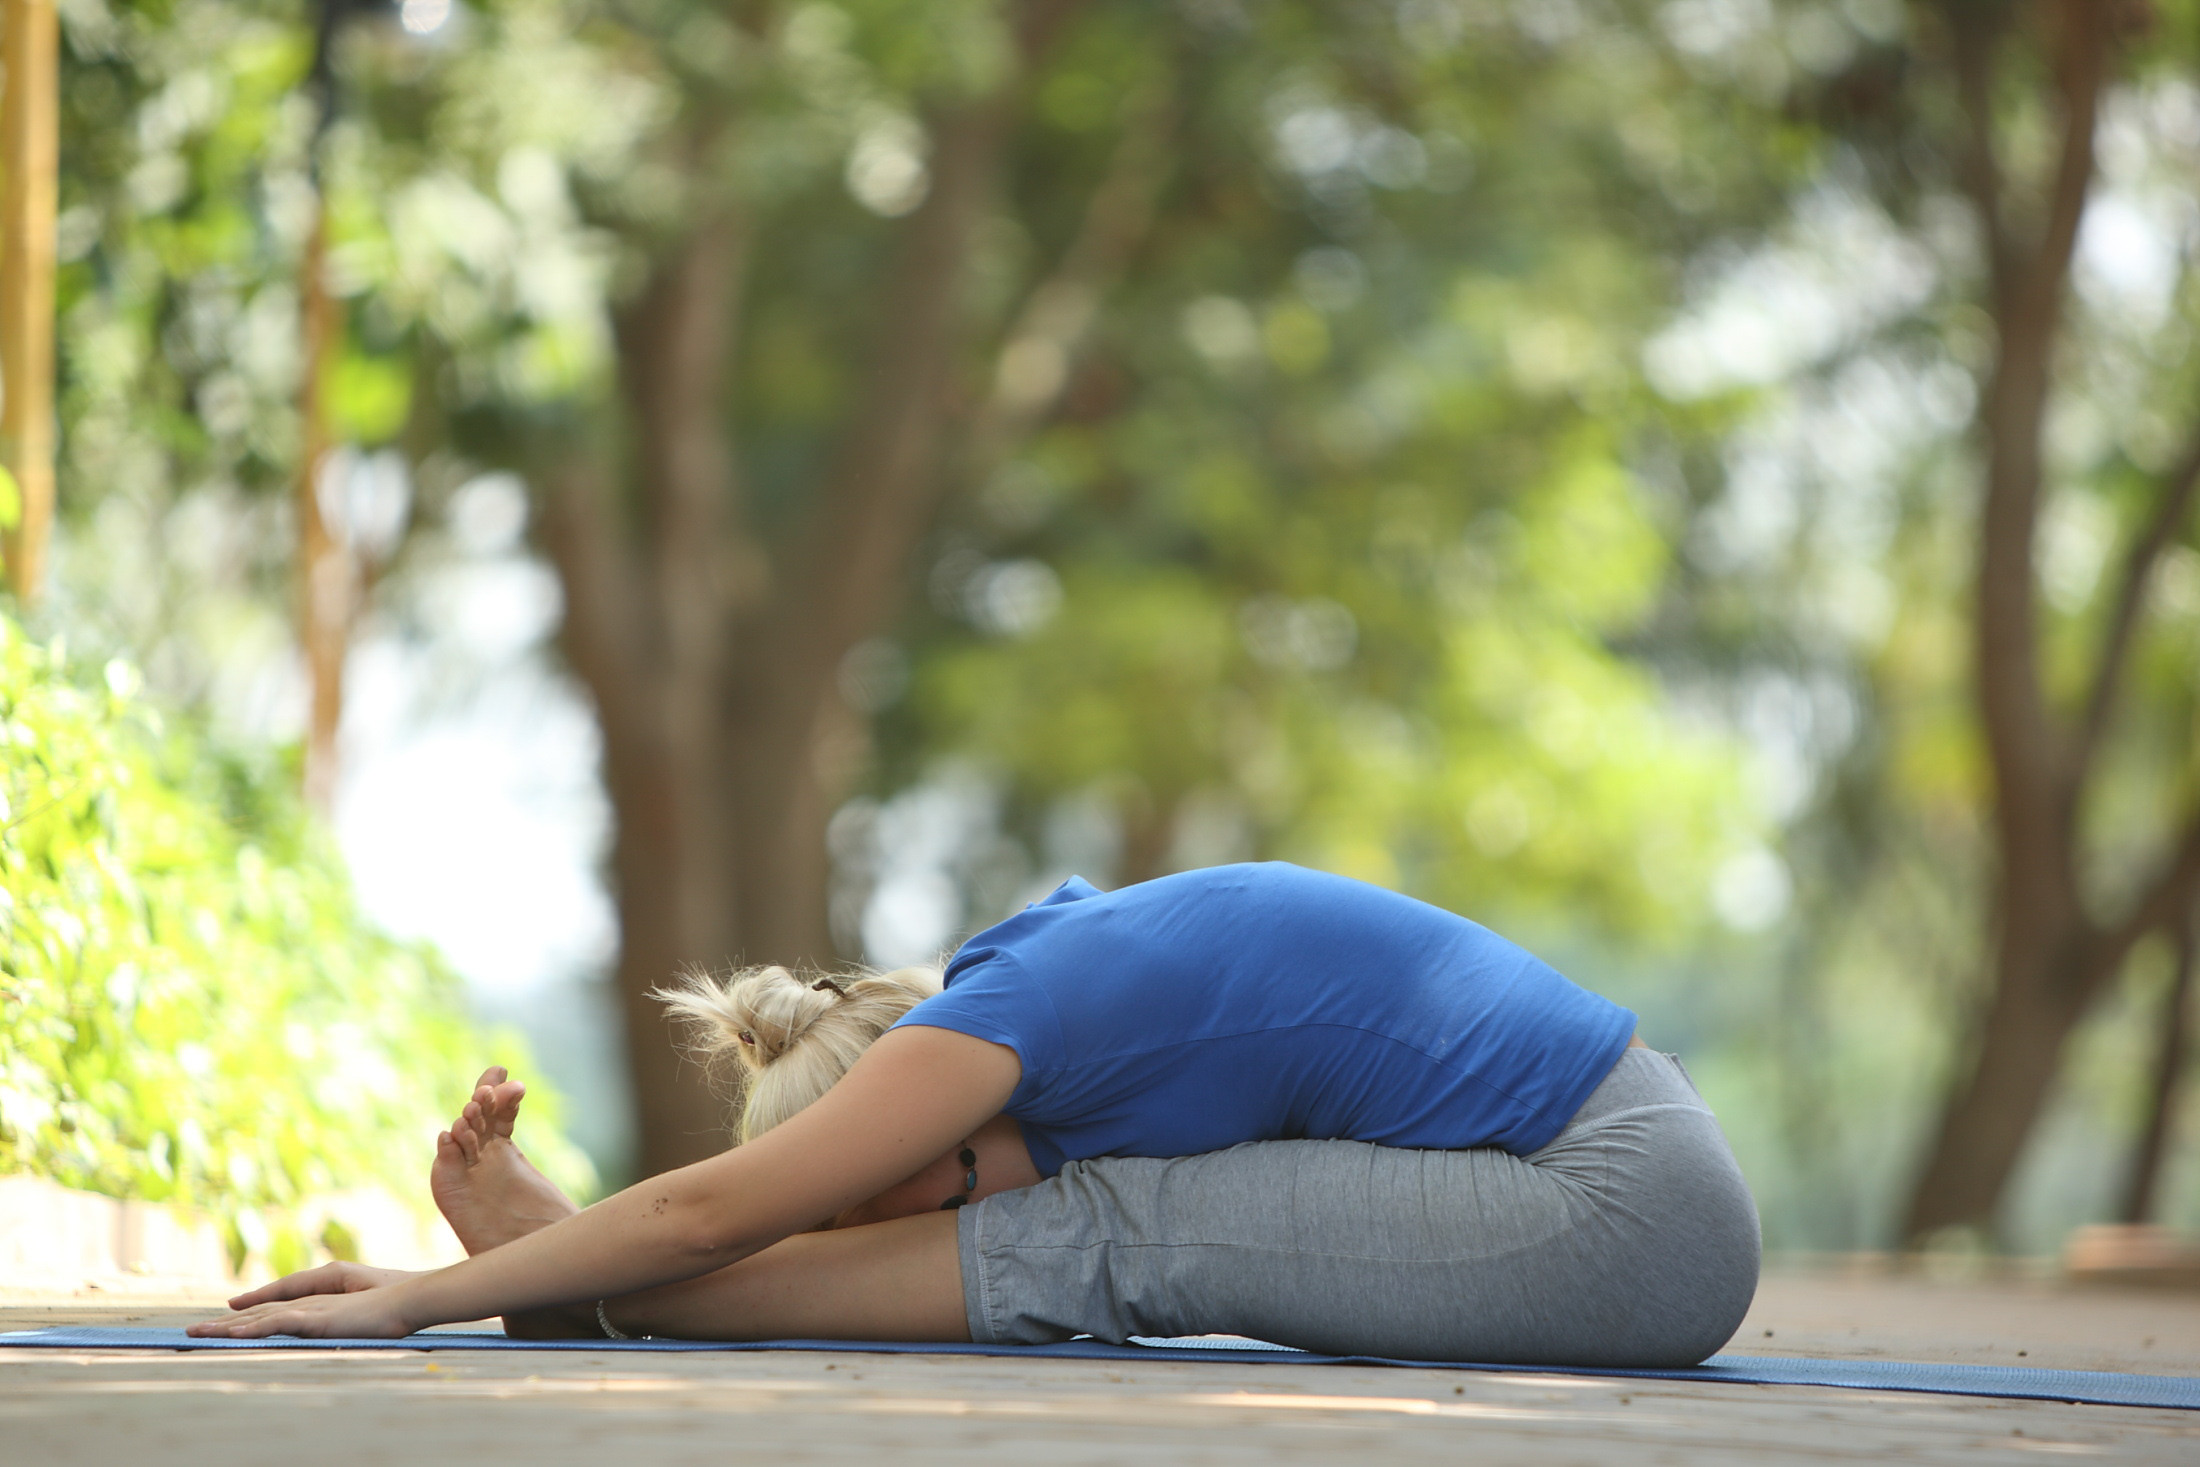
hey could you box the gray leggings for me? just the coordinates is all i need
[956,1047,1760,1367]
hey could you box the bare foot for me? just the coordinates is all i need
[430,1066,580,1255]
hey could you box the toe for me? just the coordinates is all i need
[489,1080,526,1137]
[452,1115,481,1165]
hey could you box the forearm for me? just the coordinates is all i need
[392,1175,755,1332]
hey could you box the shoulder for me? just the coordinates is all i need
[902,949,1069,1071]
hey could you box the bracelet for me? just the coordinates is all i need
[596,1299,639,1341]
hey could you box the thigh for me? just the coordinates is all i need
[961,1108,1757,1367]
[961,1138,1606,1361]
[610,1209,968,1342]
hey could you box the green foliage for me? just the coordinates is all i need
[0,617,593,1271]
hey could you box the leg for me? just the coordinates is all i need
[430,1066,581,1255]
[599,1210,968,1343]
[425,1069,966,1343]
[960,1050,1759,1366]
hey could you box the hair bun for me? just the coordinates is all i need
[655,962,940,1143]
[716,966,844,1070]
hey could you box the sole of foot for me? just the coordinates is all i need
[430,1066,580,1256]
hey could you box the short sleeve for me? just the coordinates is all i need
[891,950,1067,1089]
[1032,876,1102,908]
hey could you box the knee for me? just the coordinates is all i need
[1635,1194,1762,1366]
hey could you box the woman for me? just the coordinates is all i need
[191,862,1759,1365]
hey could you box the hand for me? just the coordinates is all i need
[187,1260,424,1340]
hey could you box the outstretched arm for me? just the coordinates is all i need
[189,1026,1019,1339]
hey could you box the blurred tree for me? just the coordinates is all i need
[45,0,1796,1179]
[292,0,366,812]
[2121,910,2195,1224]
[242,0,1175,1170]
[885,5,1793,940]
[330,0,1806,1174]
[70,0,2200,1242]
[51,0,335,693]
[1886,0,2200,1246]
[1642,0,2200,1244]
[528,0,1102,1171]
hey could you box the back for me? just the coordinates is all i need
[895,862,1636,1176]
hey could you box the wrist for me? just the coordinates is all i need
[386,1274,439,1335]
[595,1297,655,1342]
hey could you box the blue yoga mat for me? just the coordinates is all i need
[5,1326,2195,1411]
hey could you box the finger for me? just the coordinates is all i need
[343,1265,419,1293]
[213,1310,308,1340]
[189,1302,287,1338]
[227,1262,344,1310]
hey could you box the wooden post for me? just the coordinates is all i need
[1,0,57,601]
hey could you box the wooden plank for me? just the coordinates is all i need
[0,0,56,600]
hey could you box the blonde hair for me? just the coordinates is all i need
[654,963,939,1143]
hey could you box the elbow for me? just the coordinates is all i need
[662,1188,753,1264]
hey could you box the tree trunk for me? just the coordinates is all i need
[1898,0,2113,1245]
[296,201,352,813]
[1900,0,2200,1230]
[547,215,751,1177]
[1900,927,2096,1241]
[2119,916,2196,1225]
[549,104,1024,1179]
[541,4,1103,1181]
[724,99,1017,975]
[1,0,57,600]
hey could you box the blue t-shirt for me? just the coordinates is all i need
[893,862,1636,1177]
